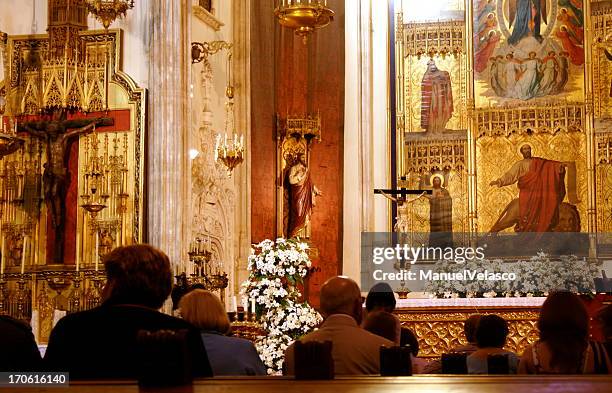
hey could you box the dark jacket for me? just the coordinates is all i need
[201,331,267,376]
[44,304,213,379]
[0,315,42,371]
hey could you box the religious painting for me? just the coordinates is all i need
[397,1,467,134]
[473,0,585,106]
[476,131,587,234]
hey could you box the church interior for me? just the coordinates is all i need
[1,0,612,391]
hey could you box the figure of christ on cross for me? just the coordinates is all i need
[18,109,114,263]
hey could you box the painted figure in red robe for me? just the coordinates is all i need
[555,26,584,66]
[420,60,454,133]
[489,144,567,233]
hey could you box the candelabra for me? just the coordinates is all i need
[215,73,244,175]
[215,131,244,176]
[228,310,264,342]
[186,238,229,303]
[274,0,335,44]
[81,132,108,218]
[86,0,135,30]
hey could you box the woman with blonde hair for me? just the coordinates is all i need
[179,289,266,375]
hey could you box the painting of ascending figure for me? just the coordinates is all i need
[473,0,584,103]
[507,0,548,45]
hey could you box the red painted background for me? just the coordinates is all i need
[13,109,131,264]
[250,1,345,305]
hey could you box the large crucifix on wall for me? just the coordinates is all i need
[18,109,114,263]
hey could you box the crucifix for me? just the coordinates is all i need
[374,188,432,297]
[18,109,114,263]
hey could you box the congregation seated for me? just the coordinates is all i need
[363,311,400,343]
[0,315,41,371]
[364,282,396,315]
[44,244,213,379]
[400,327,429,374]
[179,289,267,376]
[423,314,481,373]
[599,305,612,357]
[284,276,394,375]
[466,314,519,374]
[518,291,611,374]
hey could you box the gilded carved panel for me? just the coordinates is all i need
[392,1,597,245]
[396,307,540,358]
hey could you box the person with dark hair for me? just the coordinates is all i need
[284,276,393,375]
[400,327,419,355]
[44,244,213,379]
[400,326,430,374]
[423,314,481,373]
[598,305,612,356]
[365,282,397,313]
[467,314,518,374]
[0,315,42,371]
[363,311,400,344]
[519,291,611,374]
[457,314,481,353]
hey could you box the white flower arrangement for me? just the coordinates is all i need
[242,238,322,375]
[424,252,599,297]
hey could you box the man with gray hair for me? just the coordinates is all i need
[284,276,394,375]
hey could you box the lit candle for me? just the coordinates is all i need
[95,233,99,271]
[251,298,256,314]
[21,236,26,275]
[215,134,221,160]
[240,134,244,148]
[1,235,5,275]
[232,296,238,313]
[75,228,80,273]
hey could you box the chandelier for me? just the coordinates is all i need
[86,0,135,29]
[274,0,334,43]
[215,52,244,176]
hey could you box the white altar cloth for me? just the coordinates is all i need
[395,297,546,308]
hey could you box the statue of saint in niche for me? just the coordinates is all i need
[285,152,321,239]
[420,60,454,133]
[426,174,453,247]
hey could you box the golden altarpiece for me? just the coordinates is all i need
[393,0,609,357]
[0,2,145,342]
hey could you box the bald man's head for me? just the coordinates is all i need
[320,276,363,322]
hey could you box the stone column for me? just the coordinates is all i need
[147,0,191,274]
[232,0,252,292]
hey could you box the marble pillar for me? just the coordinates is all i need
[147,0,191,275]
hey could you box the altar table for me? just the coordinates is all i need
[394,297,546,358]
